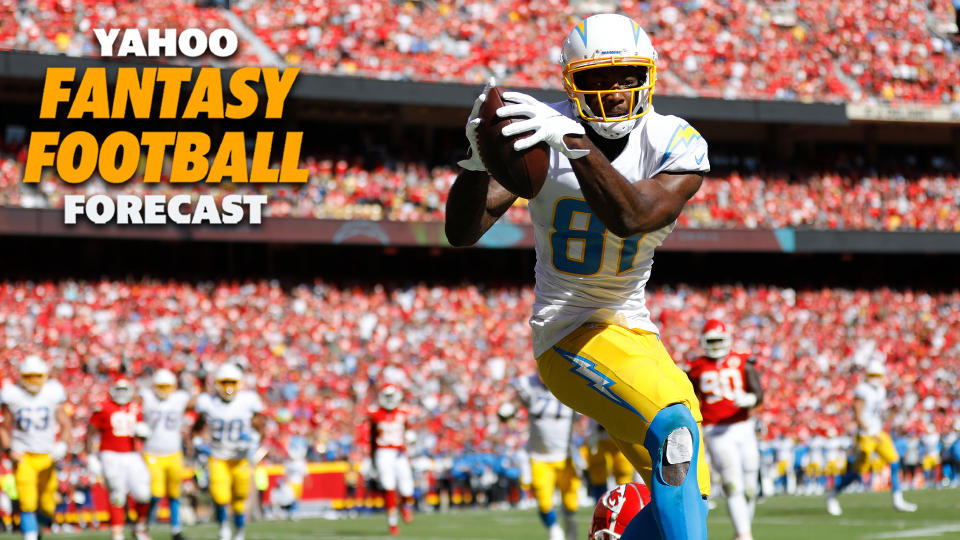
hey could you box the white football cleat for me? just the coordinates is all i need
[548,523,565,540]
[825,492,842,516]
[218,525,232,540]
[892,492,917,512]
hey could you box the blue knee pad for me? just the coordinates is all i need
[621,403,707,540]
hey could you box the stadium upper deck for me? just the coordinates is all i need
[3,0,958,105]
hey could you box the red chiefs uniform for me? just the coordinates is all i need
[687,352,754,425]
[369,407,408,451]
[90,400,143,452]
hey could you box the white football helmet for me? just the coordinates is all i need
[19,355,50,394]
[109,378,134,405]
[153,369,178,400]
[560,14,658,139]
[700,319,732,359]
[214,363,243,402]
[378,383,402,411]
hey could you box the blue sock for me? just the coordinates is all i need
[215,504,228,525]
[890,462,901,493]
[21,512,38,534]
[148,497,161,523]
[233,512,245,529]
[622,403,707,540]
[538,509,557,528]
[169,498,181,530]
[36,513,52,529]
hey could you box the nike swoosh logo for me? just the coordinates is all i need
[695,153,706,165]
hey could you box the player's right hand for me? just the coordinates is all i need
[457,77,496,172]
[87,454,103,478]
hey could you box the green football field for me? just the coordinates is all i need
[51,488,960,540]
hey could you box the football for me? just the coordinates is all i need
[475,86,550,199]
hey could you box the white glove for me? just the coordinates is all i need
[457,77,496,172]
[134,421,152,439]
[734,392,758,409]
[87,454,103,478]
[51,441,68,461]
[498,92,589,160]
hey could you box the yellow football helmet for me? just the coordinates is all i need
[214,363,243,402]
[560,14,658,139]
[19,355,50,394]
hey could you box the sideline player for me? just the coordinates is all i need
[446,13,711,539]
[825,361,917,515]
[192,364,266,540]
[87,377,153,540]
[368,383,414,536]
[503,373,581,540]
[686,320,762,540]
[584,419,636,503]
[0,356,71,540]
[142,369,194,540]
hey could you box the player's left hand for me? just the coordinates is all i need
[734,392,758,408]
[134,422,152,439]
[498,92,589,160]
[51,441,69,461]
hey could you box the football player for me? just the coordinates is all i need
[0,356,72,540]
[589,482,651,540]
[142,369,195,540]
[86,377,153,540]
[583,419,636,504]
[686,319,763,540]
[504,373,581,540]
[368,383,414,536]
[825,361,917,515]
[193,364,266,540]
[446,13,711,539]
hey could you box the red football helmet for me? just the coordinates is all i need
[378,383,402,410]
[589,482,650,540]
[700,319,731,359]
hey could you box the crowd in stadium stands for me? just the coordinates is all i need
[2,146,959,230]
[3,0,960,104]
[0,279,957,464]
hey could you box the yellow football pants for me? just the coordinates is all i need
[209,458,251,515]
[537,324,710,497]
[854,432,899,474]
[145,452,184,499]
[530,458,579,514]
[15,453,57,515]
[584,439,635,486]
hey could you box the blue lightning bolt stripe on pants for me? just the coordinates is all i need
[536,324,710,538]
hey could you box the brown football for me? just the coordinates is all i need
[475,86,549,199]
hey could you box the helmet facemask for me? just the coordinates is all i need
[378,386,402,410]
[216,379,240,402]
[564,59,657,139]
[20,373,48,395]
[109,380,134,405]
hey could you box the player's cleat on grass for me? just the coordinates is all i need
[401,506,413,524]
[389,524,399,536]
[172,533,186,540]
[218,525,231,540]
[825,492,842,516]
[892,492,917,512]
[547,523,564,540]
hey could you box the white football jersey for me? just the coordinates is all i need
[196,391,264,460]
[515,374,576,462]
[528,102,710,357]
[854,382,886,436]
[141,389,191,456]
[1,381,66,454]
